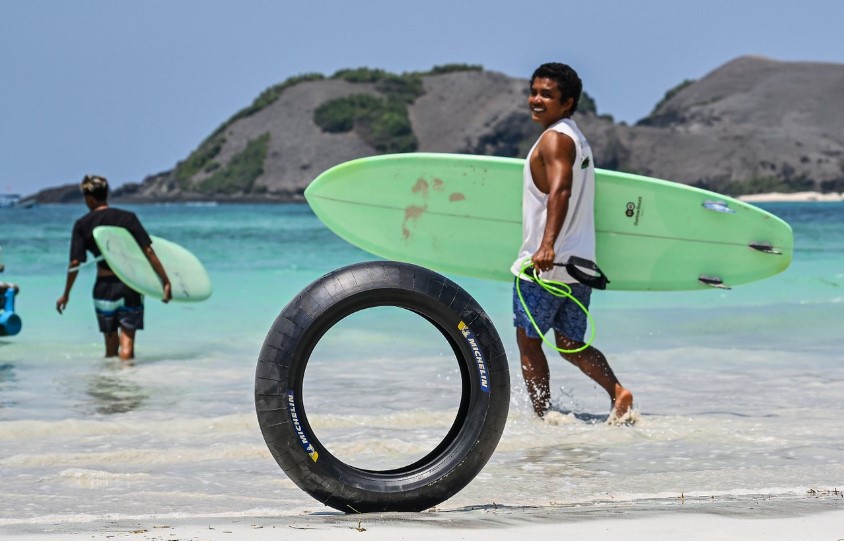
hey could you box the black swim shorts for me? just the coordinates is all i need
[92,276,144,333]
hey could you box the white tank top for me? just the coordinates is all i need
[510,118,596,283]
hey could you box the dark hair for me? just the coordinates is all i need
[80,174,109,201]
[530,62,583,114]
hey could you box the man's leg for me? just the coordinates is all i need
[516,327,552,417]
[94,278,120,358]
[116,284,143,362]
[104,331,119,357]
[554,332,633,417]
[118,326,136,361]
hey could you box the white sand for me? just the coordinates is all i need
[4,500,843,541]
[738,191,843,202]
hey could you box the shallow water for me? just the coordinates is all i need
[0,202,842,524]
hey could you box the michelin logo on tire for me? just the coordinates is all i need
[287,390,319,462]
[458,321,490,393]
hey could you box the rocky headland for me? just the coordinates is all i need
[26,57,844,204]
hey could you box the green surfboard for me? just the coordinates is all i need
[304,153,792,291]
[93,226,212,301]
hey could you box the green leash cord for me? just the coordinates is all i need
[516,259,596,354]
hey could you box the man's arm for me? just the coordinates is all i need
[142,245,172,303]
[531,131,577,273]
[56,261,80,314]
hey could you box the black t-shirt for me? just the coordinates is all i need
[70,207,152,271]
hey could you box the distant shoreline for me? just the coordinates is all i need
[738,191,844,203]
[13,190,844,206]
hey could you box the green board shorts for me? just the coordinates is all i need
[93,276,144,333]
[513,279,591,341]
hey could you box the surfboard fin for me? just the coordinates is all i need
[748,242,783,255]
[698,275,732,289]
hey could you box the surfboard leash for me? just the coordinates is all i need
[67,255,104,273]
[516,259,596,354]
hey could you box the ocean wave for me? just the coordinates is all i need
[1,443,271,468]
[0,414,260,440]
[52,468,151,488]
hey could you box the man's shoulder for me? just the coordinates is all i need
[546,119,589,151]
[102,208,150,241]
[72,211,94,229]
[104,206,136,217]
[548,118,581,137]
[536,127,577,154]
[78,208,142,229]
[99,207,143,226]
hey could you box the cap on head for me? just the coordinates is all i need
[80,174,109,200]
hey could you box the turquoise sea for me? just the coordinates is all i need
[0,201,842,527]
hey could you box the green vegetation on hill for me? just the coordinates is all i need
[315,94,417,153]
[314,94,417,153]
[314,94,380,132]
[195,133,270,194]
[331,67,425,103]
[578,91,598,115]
[173,132,226,184]
[427,63,483,75]
[175,62,607,186]
[174,66,484,184]
[313,67,433,152]
[174,74,325,184]
[229,73,326,124]
[314,65,492,152]
[575,92,613,121]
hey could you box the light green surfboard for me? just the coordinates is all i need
[93,226,212,301]
[305,153,793,291]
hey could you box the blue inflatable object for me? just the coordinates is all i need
[0,287,21,336]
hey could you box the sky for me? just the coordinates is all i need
[2,0,843,197]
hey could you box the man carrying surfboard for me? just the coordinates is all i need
[56,175,172,361]
[512,63,634,421]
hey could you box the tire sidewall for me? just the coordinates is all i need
[256,261,509,512]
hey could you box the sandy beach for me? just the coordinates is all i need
[3,496,844,540]
[738,191,844,203]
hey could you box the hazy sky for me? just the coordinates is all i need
[2,0,843,196]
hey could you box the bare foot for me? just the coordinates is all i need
[612,385,633,418]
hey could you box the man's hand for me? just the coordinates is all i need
[56,295,68,315]
[162,282,172,303]
[531,244,556,273]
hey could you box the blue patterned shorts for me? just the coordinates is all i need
[513,278,591,341]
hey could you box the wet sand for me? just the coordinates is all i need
[4,496,843,541]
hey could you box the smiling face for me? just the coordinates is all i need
[528,77,575,129]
